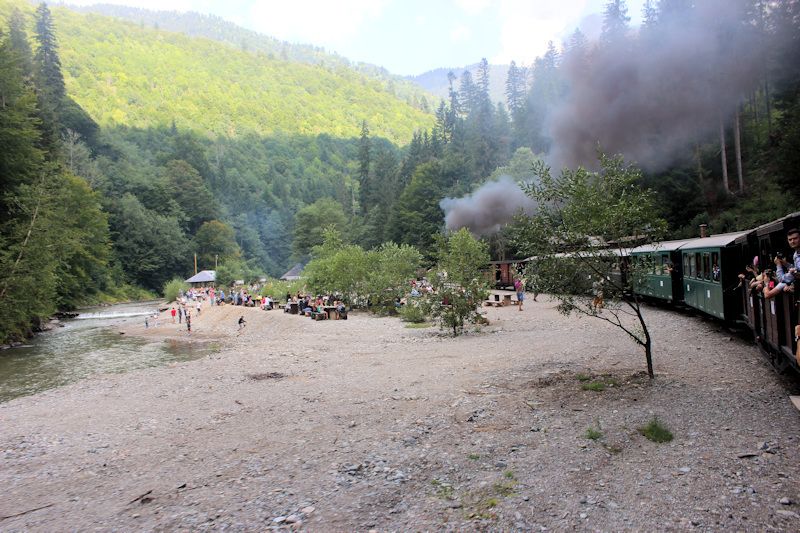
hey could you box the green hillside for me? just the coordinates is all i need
[0,0,434,144]
[70,3,435,114]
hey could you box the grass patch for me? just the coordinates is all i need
[467,453,480,460]
[584,427,603,440]
[431,479,455,499]
[503,470,515,479]
[582,381,606,392]
[576,373,592,382]
[483,497,499,508]
[405,322,433,329]
[638,417,674,443]
[493,477,517,497]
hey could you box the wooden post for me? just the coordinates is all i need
[194,253,198,275]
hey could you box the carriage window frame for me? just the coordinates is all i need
[711,252,720,282]
[702,252,711,281]
[661,254,670,275]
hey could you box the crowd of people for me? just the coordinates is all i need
[739,228,800,299]
[283,292,347,319]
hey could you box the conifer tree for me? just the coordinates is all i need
[8,9,34,83]
[34,3,65,101]
[32,2,65,151]
[601,0,631,45]
[358,120,371,209]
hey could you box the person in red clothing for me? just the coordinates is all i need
[514,278,525,311]
[170,307,177,323]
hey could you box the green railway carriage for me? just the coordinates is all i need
[630,239,697,302]
[679,231,749,320]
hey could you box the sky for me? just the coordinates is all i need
[61,0,647,75]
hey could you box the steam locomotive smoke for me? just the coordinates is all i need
[549,0,761,171]
[440,176,536,236]
[443,0,767,233]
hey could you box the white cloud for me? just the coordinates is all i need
[490,0,591,65]
[248,0,389,47]
[452,0,492,15]
[450,23,472,43]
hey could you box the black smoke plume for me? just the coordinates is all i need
[443,0,768,233]
[440,176,537,235]
[549,0,761,170]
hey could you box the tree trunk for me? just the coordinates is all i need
[694,143,704,182]
[719,119,729,193]
[734,108,744,192]
[764,78,772,136]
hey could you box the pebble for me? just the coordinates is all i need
[301,506,315,514]
[780,497,792,505]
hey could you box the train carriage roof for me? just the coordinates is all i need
[753,211,800,237]
[679,231,751,250]
[629,238,698,254]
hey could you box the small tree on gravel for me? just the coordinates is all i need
[511,153,667,378]
[428,228,491,336]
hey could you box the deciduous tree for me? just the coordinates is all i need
[512,153,667,378]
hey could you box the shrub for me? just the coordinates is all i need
[584,427,603,440]
[399,303,427,323]
[582,381,606,392]
[260,278,305,302]
[638,417,674,443]
[163,277,189,302]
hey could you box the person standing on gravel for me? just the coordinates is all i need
[514,278,525,311]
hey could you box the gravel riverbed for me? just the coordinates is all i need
[2,299,799,531]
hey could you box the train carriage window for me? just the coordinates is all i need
[684,254,691,278]
[702,253,711,280]
[695,253,703,279]
[661,254,670,275]
[711,252,720,282]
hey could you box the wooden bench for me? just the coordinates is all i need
[312,311,328,321]
[484,300,504,307]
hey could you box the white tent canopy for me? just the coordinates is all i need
[185,270,216,284]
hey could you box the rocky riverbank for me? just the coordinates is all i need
[2,300,799,530]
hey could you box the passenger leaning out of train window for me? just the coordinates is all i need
[738,263,758,288]
[763,228,800,299]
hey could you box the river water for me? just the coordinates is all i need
[0,301,218,403]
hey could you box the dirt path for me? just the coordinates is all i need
[2,300,799,531]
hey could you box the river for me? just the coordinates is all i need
[0,301,218,403]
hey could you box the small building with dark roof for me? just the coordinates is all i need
[280,263,304,281]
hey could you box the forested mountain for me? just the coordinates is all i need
[69,3,435,116]
[409,62,510,104]
[2,0,799,344]
[0,2,433,143]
